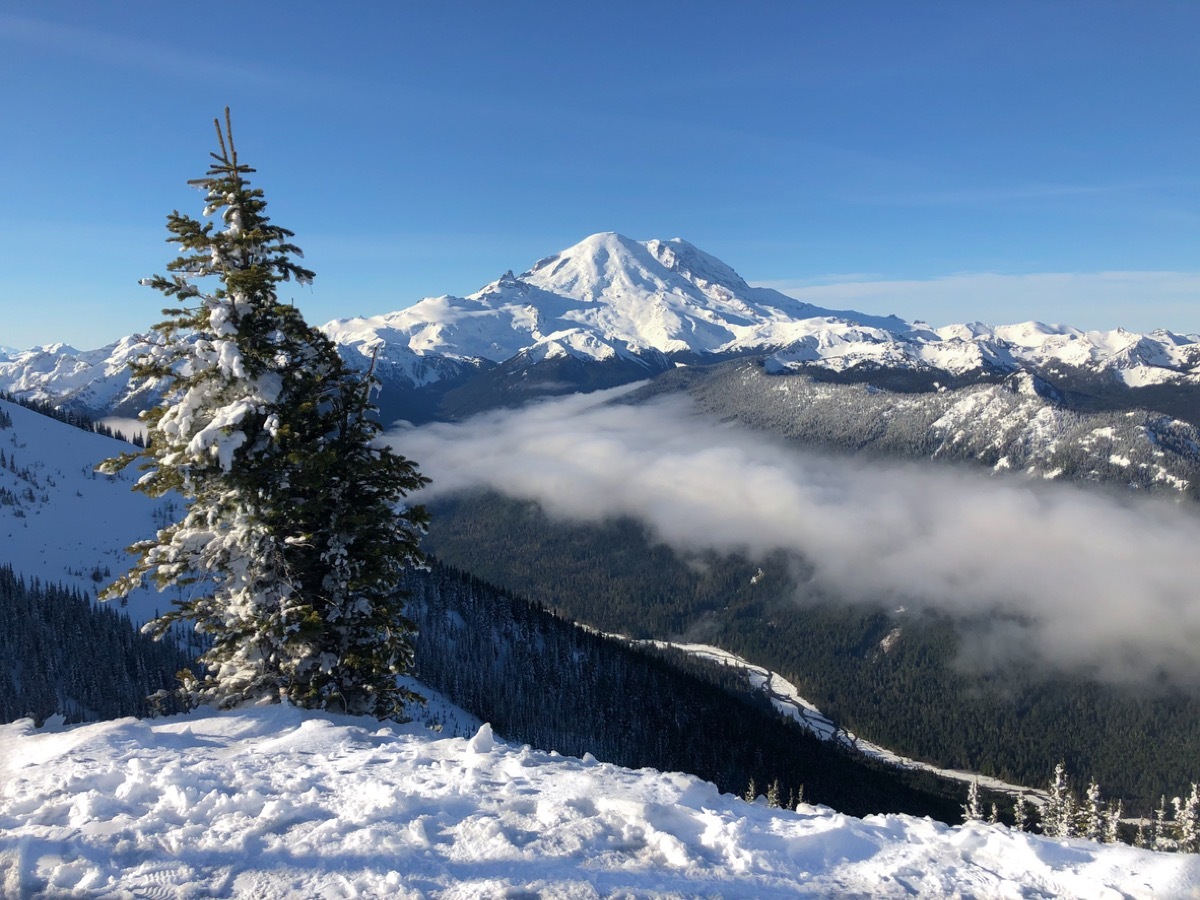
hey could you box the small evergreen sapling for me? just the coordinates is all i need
[101,110,429,719]
[1084,780,1105,842]
[1177,784,1200,853]
[961,779,983,823]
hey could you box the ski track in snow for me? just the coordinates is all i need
[1,705,1198,899]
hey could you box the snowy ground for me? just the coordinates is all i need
[3,705,1198,899]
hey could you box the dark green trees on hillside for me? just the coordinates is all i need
[0,566,189,724]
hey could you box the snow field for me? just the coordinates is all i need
[2,706,1198,898]
[0,398,166,623]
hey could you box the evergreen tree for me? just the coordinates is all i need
[961,779,983,823]
[743,777,758,803]
[1043,761,1074,838]
[766,778,782,809]
[101,110,429,719]
[1012,793,1032,833]
[790,784,805,810]
[1152,796,1175,852]
[1103,799,1123,845]
[1177,784,1200,853]
[1084,781,1105,842]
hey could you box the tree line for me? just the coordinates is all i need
[0,392,144,445]
[0,565,189,724]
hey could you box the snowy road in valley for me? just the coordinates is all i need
[664,641,1048,802]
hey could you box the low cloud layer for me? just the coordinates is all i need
[390,388,1200,682]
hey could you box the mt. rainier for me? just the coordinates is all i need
[325,232,911,365]
[3,233,1199,424]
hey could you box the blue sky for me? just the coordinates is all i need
[2,2,1198,349]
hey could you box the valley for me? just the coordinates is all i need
[5,233,1200,828]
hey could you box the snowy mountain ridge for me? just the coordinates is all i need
[3,704,1197,898]
[5,233,1200,419]
[666,361,1200,496]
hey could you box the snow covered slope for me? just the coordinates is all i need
[0,398,168,624]
[2,705,1195,899]
[666,362,1200,495]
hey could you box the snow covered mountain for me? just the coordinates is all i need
[4,233,1200,423]
[0,335,167,420]
[325,232,911,367]
[763,319,1200,388]
[3,704,1197,898]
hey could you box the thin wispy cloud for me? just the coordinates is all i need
[0,13,358,99]
[391,388,1200,684]
[754,270,1200,333]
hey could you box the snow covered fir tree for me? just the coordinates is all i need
[100,110,429,718]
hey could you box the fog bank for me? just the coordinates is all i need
[389,389,1200,682]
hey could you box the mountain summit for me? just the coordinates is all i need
[324,232,910,367]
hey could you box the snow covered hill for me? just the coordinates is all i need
[6,233,1200,423]
[2,705,1196,899]
[0,398,166,624]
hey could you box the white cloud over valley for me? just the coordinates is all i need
[391,388,1200,682]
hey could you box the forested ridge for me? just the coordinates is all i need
[424,490,1200,813]
[408,559,964,822]
[0,565,189,724]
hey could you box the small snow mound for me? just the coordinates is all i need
[469,722,495,753]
